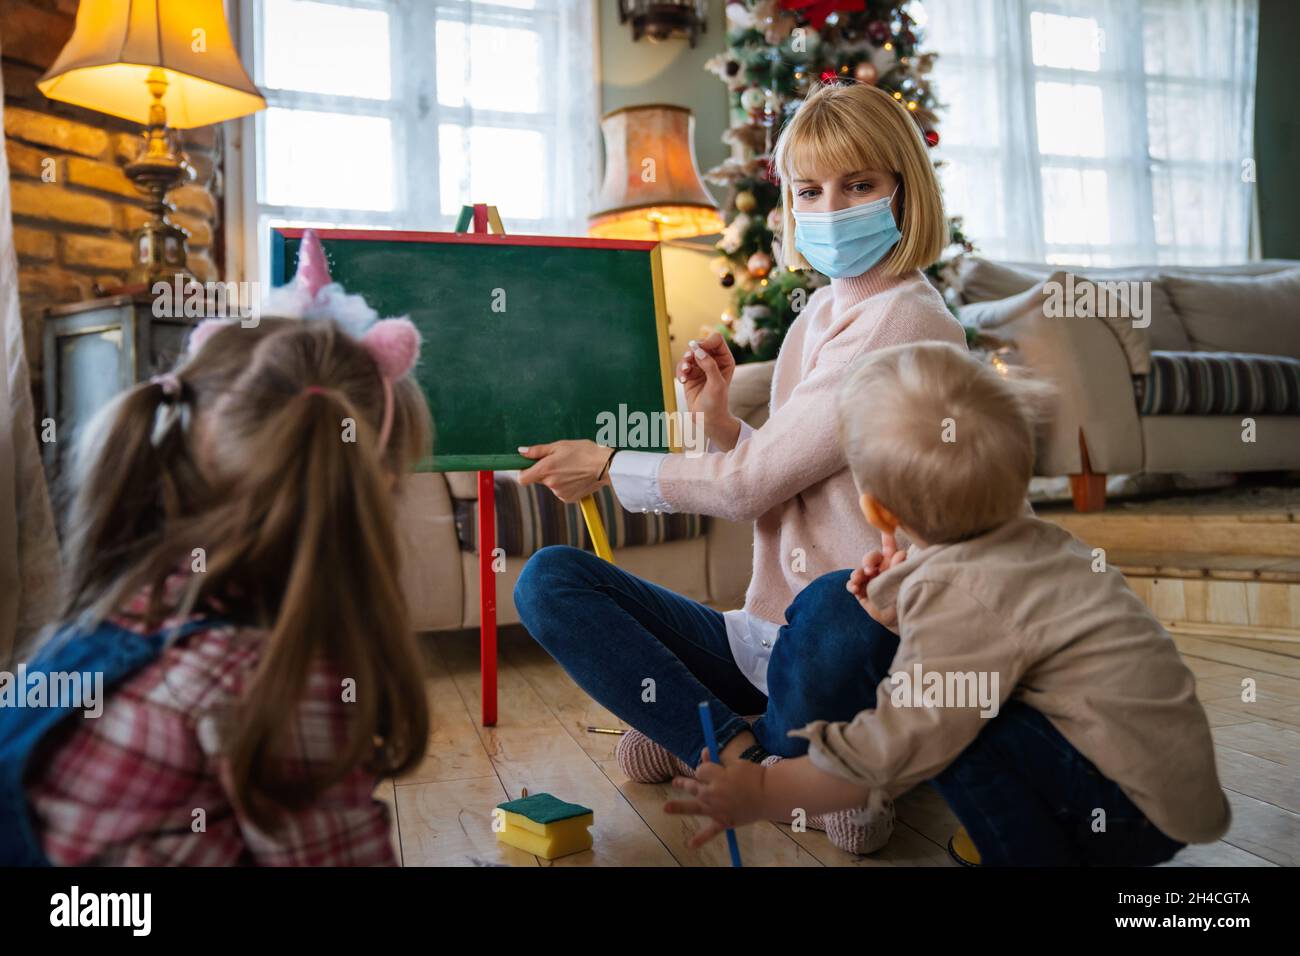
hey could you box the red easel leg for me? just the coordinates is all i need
[478,470,498,726]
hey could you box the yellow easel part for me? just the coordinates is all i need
[579,494,614,563]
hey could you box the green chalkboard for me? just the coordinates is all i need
[270,228,675,472]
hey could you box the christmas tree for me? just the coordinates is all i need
[704,0,973,363]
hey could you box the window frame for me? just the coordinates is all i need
[226,0,590,285]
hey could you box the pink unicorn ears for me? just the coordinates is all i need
[295,228,332,300]
[185,231,419,386]
[360,318,420,380]
[188,318,235,354]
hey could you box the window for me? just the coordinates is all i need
[232,0,598,281]
[915,0,1258,266]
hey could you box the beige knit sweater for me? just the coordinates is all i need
[658,265,966,624]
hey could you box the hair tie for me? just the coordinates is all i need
[151,373,182,401]
[301,385,327,397]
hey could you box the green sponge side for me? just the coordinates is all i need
[496,792,593,825]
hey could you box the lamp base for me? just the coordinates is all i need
[124,101,196,287]
[131,218,193,287]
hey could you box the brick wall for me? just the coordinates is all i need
[2,0,224,384]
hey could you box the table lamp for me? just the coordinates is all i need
[588,104,722,241]
[38,0,266,284]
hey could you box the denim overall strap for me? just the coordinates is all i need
[0,616,224,866]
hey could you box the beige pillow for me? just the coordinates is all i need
[1163,269,1300,360]
[958,257,1190,351]
[955,257,1041,304]
[961,271,1151,374]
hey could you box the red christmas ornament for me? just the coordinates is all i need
[820,70,838,84]
[781,0,866,30]
[866,19,891,44]
[924,129,940,148]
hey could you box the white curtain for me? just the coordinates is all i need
[916,0,1259,266]
[0,47,63,666]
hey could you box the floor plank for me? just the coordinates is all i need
[1173,635,1300,680]
[1214,746,1300,814]
[598,759,823,867]
[1160,840,1278,867]
[1219,790,1300,867]
[434,630,673,867]
[1212,721,1300,765]
[437,631,596,772]
[397,639,497,786]
[394,775,538,867]
[502,629,629,764]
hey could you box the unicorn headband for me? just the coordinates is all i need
[188,229,420,449]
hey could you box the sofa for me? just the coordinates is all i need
[956,258,1300,510]
[394,363,774,633]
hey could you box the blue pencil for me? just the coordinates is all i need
[697,701,743,868]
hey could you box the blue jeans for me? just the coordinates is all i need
[933,700,1185,866]
[514,547,898,768]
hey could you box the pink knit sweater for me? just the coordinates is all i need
[659,265,966,624]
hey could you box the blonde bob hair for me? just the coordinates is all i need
[773,82,947,275]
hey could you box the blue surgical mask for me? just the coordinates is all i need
[793,189,901,278]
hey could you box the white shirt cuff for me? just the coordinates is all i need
[706,419,754,454]
[608,451,672,514]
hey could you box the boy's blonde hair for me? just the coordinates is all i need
[836,342,1053,544]
[773,82,947,275]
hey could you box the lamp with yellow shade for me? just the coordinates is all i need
[38,0,266,283]
[588,105,722,242]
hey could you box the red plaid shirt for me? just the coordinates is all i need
[26,580,397,866]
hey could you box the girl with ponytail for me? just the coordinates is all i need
[0,242,432,865]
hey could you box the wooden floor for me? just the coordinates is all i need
[379,624,1300,867]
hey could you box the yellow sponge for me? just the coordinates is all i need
[495,793,594,860]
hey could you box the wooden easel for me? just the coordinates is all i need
[455,203,615,726]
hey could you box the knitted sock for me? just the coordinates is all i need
[616,729,694,784]
[761,754,895,853]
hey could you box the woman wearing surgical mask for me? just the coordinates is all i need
[513,82,966,855]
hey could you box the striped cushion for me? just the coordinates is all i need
[1138,351,1300,416]
[454,476,705,556]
